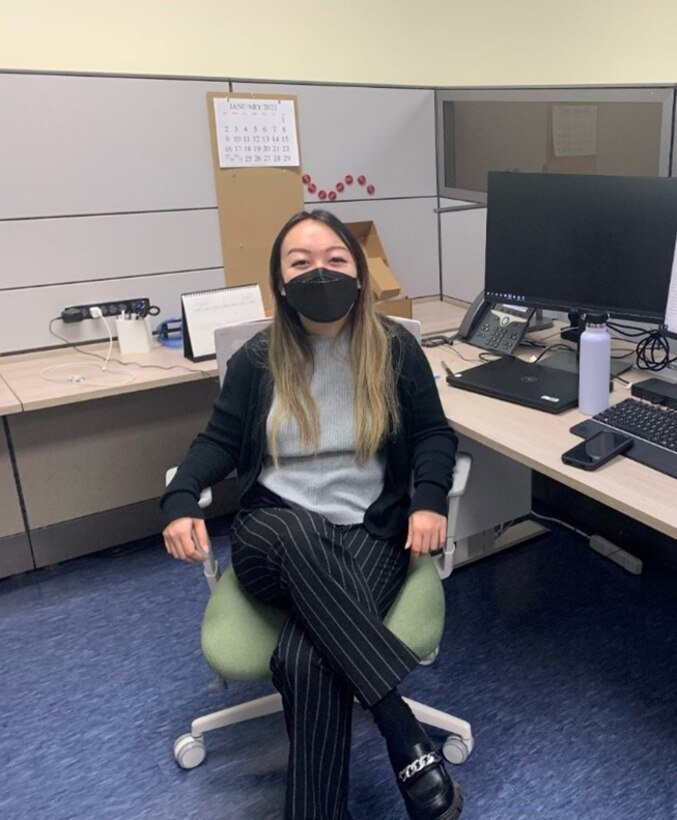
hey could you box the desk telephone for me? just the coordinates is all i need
[458,292,534,355]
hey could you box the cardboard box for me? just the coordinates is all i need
[346,221,401,300]
[374,296,413,319]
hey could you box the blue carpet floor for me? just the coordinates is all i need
[1,522,676,820]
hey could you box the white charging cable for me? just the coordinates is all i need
[41,308,136,387]
[89,307,112,370]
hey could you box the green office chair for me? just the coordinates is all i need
[169,317,475,771]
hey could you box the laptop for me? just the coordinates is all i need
[447,357,580,414]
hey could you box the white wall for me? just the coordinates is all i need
[1,1,676,87]
[439,201,486,303]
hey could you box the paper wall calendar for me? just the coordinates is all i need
[552,105,598,158]
[213,97,300,169]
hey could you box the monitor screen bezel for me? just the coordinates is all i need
[483,171,677,324]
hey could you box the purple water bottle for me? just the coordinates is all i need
[578,313,611,416]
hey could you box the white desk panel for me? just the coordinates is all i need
[439,199,487,302]
[0,209,222,289]
[0,73,229,220]
[233,82,436,200]
[322,197,440,298]
[0,268,224,355]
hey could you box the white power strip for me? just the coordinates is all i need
[589,535,643,575]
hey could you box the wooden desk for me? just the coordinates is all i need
[0,373,22,415]
[425,344,677,542]
[0,340,217,412]
[0,300,673,579]
[0,341,225,577]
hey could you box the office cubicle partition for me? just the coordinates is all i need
[436,85,677,304]
[1,72,676,355]
[0,73,439,355]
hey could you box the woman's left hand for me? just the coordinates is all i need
[405,510,447,560]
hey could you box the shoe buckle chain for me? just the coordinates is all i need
[398,752,441,783]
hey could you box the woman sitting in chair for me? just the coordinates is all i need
[161,210,462,820]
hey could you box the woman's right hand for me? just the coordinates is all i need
[163,517,209,563]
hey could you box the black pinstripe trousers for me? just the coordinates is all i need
[230,505,420,820]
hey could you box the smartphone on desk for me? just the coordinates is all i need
[561,431,633,471]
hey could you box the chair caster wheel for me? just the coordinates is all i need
[443,734,474,764]
[174,733,207,769]
[418,646,440,667]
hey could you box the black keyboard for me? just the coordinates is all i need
[570,398,677,479]
[595,399,677,453]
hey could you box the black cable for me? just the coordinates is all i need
[519,338,546,349]
[606,320,653,338]
[478,351,504,363]
[446,346,484,364]
[635,330,677,371]
[531,343,576,364]
[421,334,456,348]
[605,321,676,371]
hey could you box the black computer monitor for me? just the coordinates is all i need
[484,171,677,324]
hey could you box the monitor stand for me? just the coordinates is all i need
[540,348,633,378]
[525,308,554,334]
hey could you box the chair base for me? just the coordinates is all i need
[175,692,474,768]
[404,697,475,764]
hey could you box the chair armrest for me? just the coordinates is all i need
[448,453,472,498]
[164,466,219,590]
[164,467,213,509]
[446,453,472,535]
[437,453,472,580]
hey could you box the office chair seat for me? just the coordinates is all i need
[180,548,472,773]
[172,465,475,774]
[201,552,445,683]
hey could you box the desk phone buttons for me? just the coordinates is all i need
[468,306,534,355]
[473,321,521,353]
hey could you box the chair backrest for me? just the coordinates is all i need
[213,315,422,385]
[214,318,272,385]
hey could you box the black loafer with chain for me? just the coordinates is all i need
[395,742,464,820]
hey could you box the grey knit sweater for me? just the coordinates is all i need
[258,330,384,525]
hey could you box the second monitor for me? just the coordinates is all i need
[484,171,677,325]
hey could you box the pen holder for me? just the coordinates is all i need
[116,317,153,355]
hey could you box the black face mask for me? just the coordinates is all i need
[283,268,358,324]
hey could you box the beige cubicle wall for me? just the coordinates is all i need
[4,376,236,573]
[0,376,32,578]
[0,422,33,577]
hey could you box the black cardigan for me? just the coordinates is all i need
[161,321,457,540]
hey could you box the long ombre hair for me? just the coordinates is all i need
[267,210,400,465]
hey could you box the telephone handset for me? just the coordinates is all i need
[457,292,535,355]
[457,292,490,340]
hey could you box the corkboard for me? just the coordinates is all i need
[206,92,304,312]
